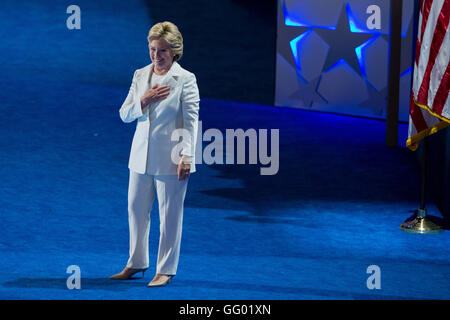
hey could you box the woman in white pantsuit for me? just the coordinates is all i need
[110,21,199,287]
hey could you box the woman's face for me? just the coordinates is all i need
[149,38,174,72]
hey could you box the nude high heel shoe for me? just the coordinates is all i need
[109,267,147,280]
[147,274,173,287]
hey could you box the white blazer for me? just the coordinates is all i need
[119,62,200,175]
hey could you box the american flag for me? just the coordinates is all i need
[407,0,450,151]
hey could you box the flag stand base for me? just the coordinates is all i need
[400,209,443,234]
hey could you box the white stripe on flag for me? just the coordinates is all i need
[408,115,417,137]
[428,7,450,107]
[417,4,423,41]
[422,106,441,127]
[413,0,445,98]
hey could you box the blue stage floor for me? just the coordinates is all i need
[1,78,450,300]
[1,0,449,300]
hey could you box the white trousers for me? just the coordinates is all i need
[126,171,189,275]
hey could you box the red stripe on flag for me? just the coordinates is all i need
[415,0,433,65]
[420,0,434,43]
[432,61,450,115]
[415,39,422,66]
[417,0,450,104]
[410,97,428,132]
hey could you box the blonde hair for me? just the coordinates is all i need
[147,21,183,62]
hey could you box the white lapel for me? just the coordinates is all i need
[138,62,182,99]
[144,64,153,87]
[133,64,152,98]
[164,62,181,88]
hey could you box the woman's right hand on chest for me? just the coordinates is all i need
[140,84,171,110]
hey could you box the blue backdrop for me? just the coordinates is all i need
[275,0,416,122]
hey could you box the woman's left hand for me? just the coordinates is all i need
[177,157,191,180]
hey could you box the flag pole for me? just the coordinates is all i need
[386,0,402,147]
[400,136,443,233]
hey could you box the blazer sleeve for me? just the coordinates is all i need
[119,70,144,123]
[180,73,200,157]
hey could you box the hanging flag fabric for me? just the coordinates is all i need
[407,0,450,151]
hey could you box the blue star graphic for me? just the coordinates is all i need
[313,3,374,76]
